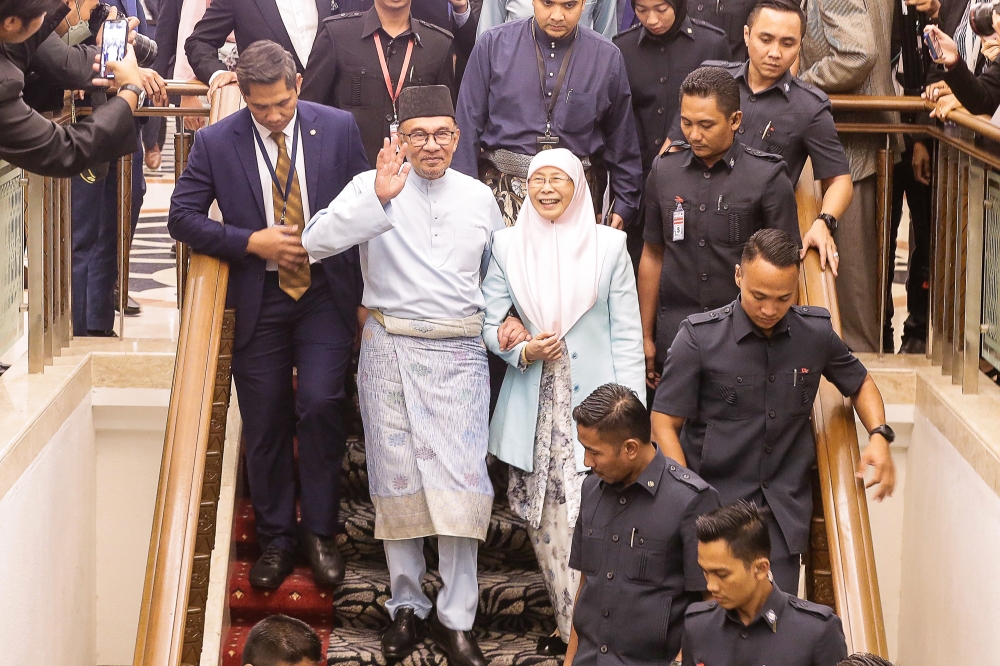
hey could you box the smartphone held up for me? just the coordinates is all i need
[99,18,128,79]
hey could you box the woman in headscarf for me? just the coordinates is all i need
[482,148,645,655]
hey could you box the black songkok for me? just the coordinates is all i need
[397,85,455,123]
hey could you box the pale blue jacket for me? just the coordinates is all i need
[483,225,646,473]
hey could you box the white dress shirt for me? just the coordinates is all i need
[302,168,505,320]
[276,0,319,67]
[251,111,315,270]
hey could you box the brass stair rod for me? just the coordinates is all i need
[117,154,133,339]
[875,136,893,357]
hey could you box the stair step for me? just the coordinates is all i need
[229,561,335,623]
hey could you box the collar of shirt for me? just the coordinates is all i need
[599,443,666,496]
[533,19,577,50]
[250,109,298,146]
[362,7,423,46]
[724,583,785,631]
[732,297,792,342]
[637,16,696,46]
[734,59,794,98]
[682,139,743,171]
[405,167,451,193]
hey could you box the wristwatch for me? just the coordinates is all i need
[868,424,896,443]
[119,84,146,110]
[817,212,838,233]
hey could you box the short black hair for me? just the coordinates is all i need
[0,0,55,22]
[741,228,801,269]
[837,655,895,666]
[242,615,322,666]
[679,66,741,118]
[236,40,297,94]
[747,0,807,37]
[696,502,772,568]
[572,383,651,446]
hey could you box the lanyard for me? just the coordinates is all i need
[532,22,577,136]
[251,116,300,224]
[374,33,415,121]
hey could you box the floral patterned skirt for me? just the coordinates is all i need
[507,342,585,639]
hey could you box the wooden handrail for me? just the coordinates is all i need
[796,161,888,656]
[132,84,243,666]
[828,94,1000,146]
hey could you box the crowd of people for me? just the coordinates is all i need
[6,0,995,664]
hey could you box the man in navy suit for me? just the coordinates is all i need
[169,40,370,589]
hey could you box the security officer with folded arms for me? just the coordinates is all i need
[637,66,805,389]
[683,502,849,666]
[651,229,897,594]
[667,0,852,275]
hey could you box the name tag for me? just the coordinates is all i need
[672,199,685,242]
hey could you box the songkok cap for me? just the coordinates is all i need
[397,85,455,123]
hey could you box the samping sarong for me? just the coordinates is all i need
[359,317,494,541]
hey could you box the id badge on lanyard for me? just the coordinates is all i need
[672,197,685,242]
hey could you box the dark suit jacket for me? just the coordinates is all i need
[167,101,370,349]
[151,0,182,78]
[185,0,334,83]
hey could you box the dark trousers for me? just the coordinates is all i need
[71,147,145,334]
[231,269,354,553]
[766,509,801,595]
[885,145,931,348]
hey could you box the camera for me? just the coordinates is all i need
[968,2,1000,37]
[87,3,158,66]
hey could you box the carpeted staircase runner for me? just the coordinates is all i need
[221,435,561,666]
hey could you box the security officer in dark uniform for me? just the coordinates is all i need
[682,502,849,666]
[637,66,799,383]
[300,3,458,168]
[667,0,852,273]
[651,229,897,593]
[613,0,730,268]
[565,384,720,665]
[686,0,757,60]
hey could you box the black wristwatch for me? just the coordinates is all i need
[119,83,146,110]
[817,212,838,233]
[868,424,895,443]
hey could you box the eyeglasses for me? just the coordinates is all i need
[397,130,457,147]
[527,175,572,188]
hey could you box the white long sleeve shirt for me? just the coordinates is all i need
[302,167,504,320]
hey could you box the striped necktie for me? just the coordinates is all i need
[271,131,311,300]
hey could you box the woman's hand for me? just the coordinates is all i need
[983,34,1000,62]
[524,331,562,362]
[922,80,951,102]
[929,93,964,120]
[924,25,959,68]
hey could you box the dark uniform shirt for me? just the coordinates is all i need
[686,0,757,60]
[454,18,643,221]
[643,141,799,357]
[668,60,850,183]
[613,17,731,173]
[652,300,869,555]
[300,7,457,168]
[568,448,721,665]
[681,584,849,666]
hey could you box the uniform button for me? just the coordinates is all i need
[386,114,394,122]
[639,537,645,544]
[683,473,690,479]
[657,107,665,114]
[699,239,706,247]
[550,53,555,58]
[736,376,743,383]
[669,465,677,471]
[697,2,704,9]
[619,497,627,505]
[701,274,708,281]
[763,481,770,489]
[660,76,667,83]
[769,374,775,382]
[360,68,366,74]
[699,204,706,211]
[573,384,580,392]
[740,630,749,639]
[607,571,615,580]
[801,306,809,312]
[710,312,718,318]
[612,534,619,542]
[588,529,593,535]
[703,171,711,178]
[390,48,397,55]
[602,608,610,617]
[600,645,609,653]
[738,127,745,134]
[571,352,578,359]
[748,95,756,102]
[547,92,553,97]
[724,306,731,313]
[768,340,774,347]
[653,139,661,146]
[765,445,773,453]
[769,410,776,418]
[660,46,666,53]
[549,71,554,77]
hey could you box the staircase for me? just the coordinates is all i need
[221,435,562,666]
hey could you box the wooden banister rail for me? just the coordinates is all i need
[829,94,1000,146]
[796,161,888,657]
[132,84,243,666]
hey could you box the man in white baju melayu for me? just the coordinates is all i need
[302,85,503,666]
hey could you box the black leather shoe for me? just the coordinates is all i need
[301,529,345,586]
[429,613,487,666]
[381,606,424,661]
[114,294,141,316]
[899,336,927,355]
[86,329,118,337]
[248,544,294,589]
[536,633,567,656]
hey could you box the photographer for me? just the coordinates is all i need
[924,9,1000,117]
[0,0,146,177]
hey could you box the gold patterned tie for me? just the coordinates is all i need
[271,131,311,300]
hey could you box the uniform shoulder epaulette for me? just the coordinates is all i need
[744,145,783,162]
[325,11,364,22]
[690,19,728,37]
[700,59,741,71]
[612,23,641,41]
[790,76,830,102]
[788,597,836,619]
[686,600,719,615]
[791,304,831,318]
[665,461,710,491]
[414,18,454,39]
[688,303,736,325]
